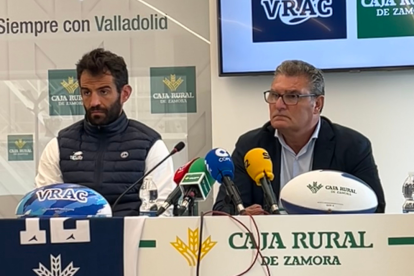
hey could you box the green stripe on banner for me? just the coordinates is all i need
[139,240,156,248]
[388,237,414,245]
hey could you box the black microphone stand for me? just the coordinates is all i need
[173,202,180,217]
[176,195,196,216]
[168,194,181,217]
[188,200,195,216]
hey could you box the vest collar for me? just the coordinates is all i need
[83,111,128,136]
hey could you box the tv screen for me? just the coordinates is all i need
[217,0,414,76]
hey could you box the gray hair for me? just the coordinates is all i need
[274,60,325,96]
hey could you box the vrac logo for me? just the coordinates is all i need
[36,188,88,203]
[252,0,347,43]
[261,0,333,25]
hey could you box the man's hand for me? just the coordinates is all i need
[241,204,266,215]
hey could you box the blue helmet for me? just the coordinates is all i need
[15,183,112,218]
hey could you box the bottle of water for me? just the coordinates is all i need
[139,176,159,216]
[402,172,414,213]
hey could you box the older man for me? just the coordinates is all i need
[213,60,386,215]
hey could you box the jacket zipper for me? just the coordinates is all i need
[94,136,106,189]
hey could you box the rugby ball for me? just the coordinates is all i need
[280,170,378,214]
[15,183,112,218]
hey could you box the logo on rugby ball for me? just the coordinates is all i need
[307,182,323,194]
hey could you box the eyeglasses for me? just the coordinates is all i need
[263,90,317,105]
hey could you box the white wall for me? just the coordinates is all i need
[209,0,414,213]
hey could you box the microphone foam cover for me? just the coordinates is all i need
[244,148,274,185]
[204,148,235,183]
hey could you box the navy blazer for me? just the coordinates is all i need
[213,116,386,214]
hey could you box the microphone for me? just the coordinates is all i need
[156,157,198,216]
[174,158,198,185]
[178,158,215,215]
[244,148,280,214]
[205,148,246,215]
[111,141,185,214]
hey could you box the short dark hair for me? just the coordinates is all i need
[76,48,128,93]
[274,60,325,96]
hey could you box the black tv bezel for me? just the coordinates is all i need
[216,0,414,77]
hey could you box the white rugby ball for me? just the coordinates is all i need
[280,170,378,214]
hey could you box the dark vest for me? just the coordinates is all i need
[57,112,161,217]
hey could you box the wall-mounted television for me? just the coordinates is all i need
[217,0,414,76]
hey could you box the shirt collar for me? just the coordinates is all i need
[84,111,128,136]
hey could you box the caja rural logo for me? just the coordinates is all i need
[48,69,84,116]
[251,0,347,42]
[357,0,414,38]
[150,66,197,114]
[171,228,217,266]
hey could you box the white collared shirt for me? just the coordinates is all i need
[275,119,321,213]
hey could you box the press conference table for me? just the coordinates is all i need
[0,214,412,275]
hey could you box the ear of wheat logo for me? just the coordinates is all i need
[162,74,184,92]
[33,255,79,276]
[15,139,26,149]
[307,181,323,193]
[170,228,217,266]
[61,77,79,94]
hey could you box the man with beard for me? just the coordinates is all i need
[35,48,176,217]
